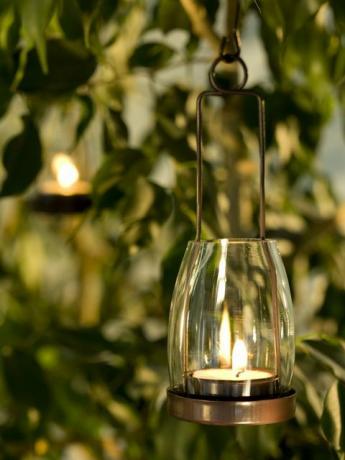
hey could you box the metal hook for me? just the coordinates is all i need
[220,31,241,60]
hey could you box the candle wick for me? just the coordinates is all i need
[236,369,244,378]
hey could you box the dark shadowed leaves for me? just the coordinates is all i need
[261,0,326,41]
[93,149,147,210]
[17,39,97,94]
[321,381,345,454]
[75,95,95,146]
[92,155,125,210]
[0,83,12,118]
[0,115,42,196]
[103,109,128,152]
[2,349,50,410]
[0,79,12,118]
[204,0,220,23]
[58,0,84,40]
[330,0,345,33]
[0,49,15,117]
[129,42,174,69]
[154,0,189,33]
[299,337,345,381]
[154,0,219,33]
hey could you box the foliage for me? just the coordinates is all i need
[0,0,344,459]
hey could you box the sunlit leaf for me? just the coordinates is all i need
[15,0,56,73]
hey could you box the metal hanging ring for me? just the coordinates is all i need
[209,55,248,92]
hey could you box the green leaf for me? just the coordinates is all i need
[58,0,84,40]
[75,95,95,146]
[204,0,220,24]
[129,42,174,69]
[334,46,345,86]
[92,149,147,210]
[154,0,219,33]
[0,49,16,103]
[262,0,326,41]
[103,109,128,151]
[17,39,97,94]
[0,2,20,52]
[92,155,129,210]
[76,0,101,15]
[154,0,189,33]
[236,425,283,459]
[330,0,345,33]
[121,176,155,223]
[298,337,345,381]
[15,0,56,73]
[321,381,345,453]
[75,0,119,46]
[2,349,50,410]
[0,50,14,117]
[0,115,42,197]
[0,81,12,118]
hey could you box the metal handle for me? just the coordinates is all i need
[195,54,267,241]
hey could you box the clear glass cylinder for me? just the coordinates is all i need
[168,239,294,399]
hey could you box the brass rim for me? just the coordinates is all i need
[167,390,296,426]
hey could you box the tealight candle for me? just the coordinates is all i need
[31,153,91,213]
[186,311,278,398]
[187,367,278,398]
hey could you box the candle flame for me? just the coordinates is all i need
[219,308,231,367]
[232,339,248,370]
[52,153,79,189]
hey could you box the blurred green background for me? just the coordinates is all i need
[0,0,345,458]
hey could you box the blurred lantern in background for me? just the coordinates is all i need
[30,151,91,213]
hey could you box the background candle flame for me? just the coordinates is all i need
[52,153,80,189]
[232,339,248,370]
[219,308,231,367]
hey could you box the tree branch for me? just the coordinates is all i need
[180,0,220,52]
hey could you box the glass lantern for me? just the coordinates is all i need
[166,39,296,425]
[167,239,295,425]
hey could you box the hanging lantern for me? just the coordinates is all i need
[166,33,296,425]
[31,151,91,214]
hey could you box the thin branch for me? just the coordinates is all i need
[253,0,262,15]
[179,0,220,52]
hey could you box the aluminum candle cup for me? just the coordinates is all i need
[186,368,279,398]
